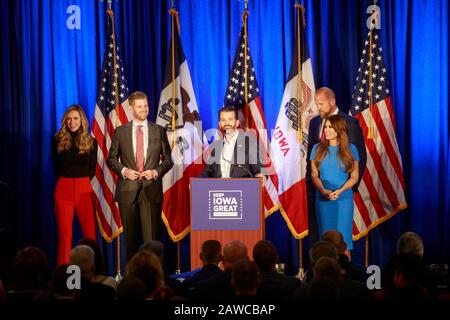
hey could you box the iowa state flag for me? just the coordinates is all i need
[156,22,206,242]
[270,12,317,239]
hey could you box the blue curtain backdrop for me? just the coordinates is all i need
[0,0,448,277]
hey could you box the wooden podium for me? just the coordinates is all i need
[190,178,264,270]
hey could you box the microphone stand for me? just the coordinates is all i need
[222,155,254,178]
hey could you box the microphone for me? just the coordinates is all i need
[235,163,254,178]
[222,155,254,178]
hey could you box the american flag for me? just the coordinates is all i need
[350,29,407,240]
[224,26,279,214]
[91,10,132,242]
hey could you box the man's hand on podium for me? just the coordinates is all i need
[255,173,267,184]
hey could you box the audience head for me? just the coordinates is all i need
[69,245,95,280]
[252,240,278,272]
[50,264,74,299]
[200,240,222,265]
[313,257,344,283]
[12,247,48,285]
[307,277,340,300]
[231,259,260,296]
[393,253,426,288]
[322,230,347,255]
[0,278,5,300]
[117,275,146,300]
[309,241,339,267]
[131,266,160,299]
[223,240,248,270]
[139,240,164,260]
[77,237,105,275]
[397,232,424,257]
[126,250,164,297]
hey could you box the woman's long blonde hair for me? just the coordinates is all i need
[313,114,355,173]
[55,105,93,154]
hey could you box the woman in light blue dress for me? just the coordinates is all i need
[309,115,359,250]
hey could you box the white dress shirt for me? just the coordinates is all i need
[121,119,150,178]
[220,131,239,178]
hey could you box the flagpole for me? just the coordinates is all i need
[242,0,249,129]
[294,2,306,280]
[365,231,370,267]
[367,4,379,140]
[104,0,123,282]
[169,4,182,274]
[365,0,378,268]
[295,4,304,144]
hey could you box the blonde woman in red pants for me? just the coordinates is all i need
[52,105,97,265]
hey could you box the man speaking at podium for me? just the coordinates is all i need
[201,106,266,180]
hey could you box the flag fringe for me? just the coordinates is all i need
[95,210,123,243]
[352,203,408,241]
[279,206,308,240]
[162,211,191,243]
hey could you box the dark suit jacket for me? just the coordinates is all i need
[180,264,224,298]
[256,269,302,301]
[191,270,235,301]
[201,131,263,178]
[307,110,367,189]
[107,121,173,204]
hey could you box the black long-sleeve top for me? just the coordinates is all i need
[52,131,98,179]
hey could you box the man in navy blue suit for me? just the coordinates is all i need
[306,87,367,242]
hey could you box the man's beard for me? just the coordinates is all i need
[223,126,236,134]
[319,111,329,119]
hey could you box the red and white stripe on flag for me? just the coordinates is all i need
[91,11,131,242]
[239,98,281,215]
[223,26,280,215]
[352,96,407,239]
[92,104,132,242]
[350,29,407,239]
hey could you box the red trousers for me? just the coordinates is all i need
[54,177,96,265]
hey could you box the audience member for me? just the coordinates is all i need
[77,237,117,291]
[322,230,366,282]
[231,259,259,301]
[181,240,223,298]
[193,240,248,300]
[252,240,301,300]
[117,275,146,300]
[7,247,49,300]
[69,245,115,300]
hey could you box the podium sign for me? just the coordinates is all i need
[191,178,261,230]
[190,178,264,270]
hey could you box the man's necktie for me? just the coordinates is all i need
[320,128,325,142]
[136,125,144,172]
[320,120,326,142]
